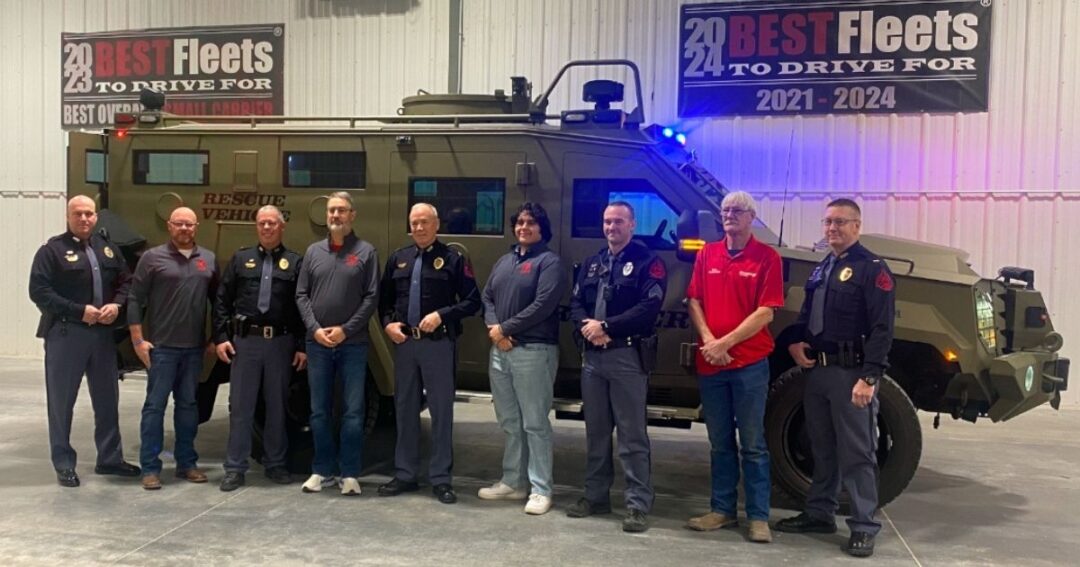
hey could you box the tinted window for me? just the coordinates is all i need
[133,151,209,185]
[408,178,505,235]
[86,150,106,184]
[572,178,679,250]
[284,151,365,188]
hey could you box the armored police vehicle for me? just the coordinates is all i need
[67,60,1070,507]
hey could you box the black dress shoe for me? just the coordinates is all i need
[433,483,457,504]
[94,462,141,477]
[566,497,613,518]
[220,471,245,492]
[622,508,649,533]
[56,469,80,488]
[264,466,292,485]
[844,531,875,557]
[377,478,419,497]
[774,512,838,534]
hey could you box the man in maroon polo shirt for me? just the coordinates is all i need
[685,191,784,543]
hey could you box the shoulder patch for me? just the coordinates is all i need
[463,260,475,279]
[649,258,666,279]
[875,268,894,292]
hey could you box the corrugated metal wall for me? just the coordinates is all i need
[1,0,449,357]
[3,0,1076,405]
[459,0,1079,405]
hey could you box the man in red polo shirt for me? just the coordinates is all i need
[685,191,784,544]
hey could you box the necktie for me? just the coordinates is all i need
[257,254,273,313]
[85,244,104,307]
[808,255,835,336]
[406,254,423,326]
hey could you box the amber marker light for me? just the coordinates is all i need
[679,238,706,252]
[944,349,959,362]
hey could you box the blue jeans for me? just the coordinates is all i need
[489,343,557,496]
[698,358,771,520]
[306,341,368,478]
[140,346,203,475]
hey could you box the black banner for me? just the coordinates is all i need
[61,24,285,129]
[678,0,992,117]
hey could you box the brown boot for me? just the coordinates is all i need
[175,468,208,483]
[141,474,162,490]
[748,520,773,543]
[686,512,738,531]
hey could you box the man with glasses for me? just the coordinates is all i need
[129,207,219,490]
[377,203,480,505]
[684,191,783,543]
[775,198,896,558]
[566,201,666,533]
[213,205,306,491]
[296,192,379,496]
[29,195,141,487]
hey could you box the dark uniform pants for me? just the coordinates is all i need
[44,323,124,470]
[225,334,294,472]
[393,337,456,485]
[803,363,882,535]
[581,347,654,512]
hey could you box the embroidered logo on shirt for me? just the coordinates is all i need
[708,268,723,275]
[464,261,475,278]
[195,259,208,272]
[876,268,894,291]
[649,259,666,279]
[345,254,360,267]
[738,270,757,278]
[520,262,533,274]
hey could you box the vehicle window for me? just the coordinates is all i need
[133,151,209,185]
[408,177,505,236]
[572,178,679,249]
[284,151,365,188]
[86,150,106,184]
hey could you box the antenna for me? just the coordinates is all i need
[777,121,796,247]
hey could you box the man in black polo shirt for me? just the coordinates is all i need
[129,207,219,490]
[213,205,306,491]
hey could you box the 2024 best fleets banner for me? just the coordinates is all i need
[62,24,285,129]
[678,0,992,117]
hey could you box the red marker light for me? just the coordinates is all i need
[116,129,128,139]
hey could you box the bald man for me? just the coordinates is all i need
[128,207,219,490]
[29,196,140,487]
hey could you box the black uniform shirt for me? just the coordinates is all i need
[29,231,132,337]
[482,242,568,345]
[378,239,481,338]
[794,241,896,378]
[213,243,304,347]
[570,239,667,340]
[127,242,219,349]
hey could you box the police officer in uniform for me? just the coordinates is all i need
[29,195,141,487]
[775,198,896,558]
[567,201,666,533]
[213,205,306,491]
[377,203,480,504]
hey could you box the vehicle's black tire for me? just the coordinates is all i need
[765,366,922,510]
[251,368,392,474]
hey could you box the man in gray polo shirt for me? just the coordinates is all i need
[128,207,219,490]
[296,191,379,496]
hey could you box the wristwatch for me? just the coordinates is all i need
[600,321,609,332]
[861,375,879,387]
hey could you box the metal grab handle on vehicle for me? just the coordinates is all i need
[529,59,646,125]
[879,255,915,276]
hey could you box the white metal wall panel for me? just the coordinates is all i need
[459,0,1079,404]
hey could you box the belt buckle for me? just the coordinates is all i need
[263,326,274,339]
[411,327,422,340]
[817,352,827,367]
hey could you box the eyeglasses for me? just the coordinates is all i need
[327,207,353,214]
[821,217,857,227]
[168,221,198,229]
[720,207,750,216]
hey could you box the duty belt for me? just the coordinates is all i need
[244,323,289,339]
[585,335,643,351]
[815,351,863,368]
[402,324,448,340]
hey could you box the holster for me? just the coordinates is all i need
[232,315,248,338]
[636,335,659,373]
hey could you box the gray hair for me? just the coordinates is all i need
[327,191,354,210]
[721,191,758,216]
[256,205,286,223]
[410,202,439,219]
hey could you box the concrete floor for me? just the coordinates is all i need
[0,356,1077,566]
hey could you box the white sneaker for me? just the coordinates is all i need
[339,477,362,496]
[524,493,552,515]
[477,481,529,501]
[301,474,337,493]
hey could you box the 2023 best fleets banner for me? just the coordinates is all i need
[61,24,285,129]
[678,0,992,117]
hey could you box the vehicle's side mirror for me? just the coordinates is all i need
[675,209,719,263]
